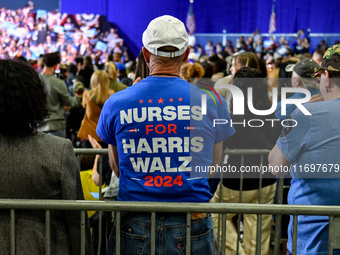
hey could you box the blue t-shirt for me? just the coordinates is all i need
[277,99,340,255]
[275,88,320,121]
[97,76,234,202]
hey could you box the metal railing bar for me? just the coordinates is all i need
[97,211,102,255]
[256,155,264,255]
[236,154,244,255]
[236,214,242,255]
[194,32,340,37]
[10,209,15,255]
[2,200,340,216]
[221,213,227,255]
[194,33,230,36]
[217,212,221,254]
[292,215,298,255]
[217,167,224,254]
[328,216,334,255]
[256,214,262,255]
[194,33,299,37]
[258,155,264,204]
[46,210,51,255]
[74,148,272,156]
[186,212,191,255]
[274,177,284,255]
[81,210,86,255]
[98,156,103,200]
[97,153,103,255]
[151,212,156,255]
[309,33,340,36]
[223,149,271,155]
[116,211,121,255]
[74,148,108,155]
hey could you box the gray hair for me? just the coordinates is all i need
[299,77,319,90]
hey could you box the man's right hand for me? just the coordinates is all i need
[308,94,324,103]
[133,77,142,85]
[88,135,102,149]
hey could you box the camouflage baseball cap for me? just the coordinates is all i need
[313,44,340,76]
[74,81,84,93]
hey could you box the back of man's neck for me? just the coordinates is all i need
[42,67,54,75]
[149,68,180,77]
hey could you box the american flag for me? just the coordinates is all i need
[268,0,276,34]
[186,2,196,34]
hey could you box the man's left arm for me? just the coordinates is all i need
[108,144,120,178]
[209,141,223,178]
[57,80,72,107]
[269,109,310,176]
[268,144,292,176]
[211,96,235,177]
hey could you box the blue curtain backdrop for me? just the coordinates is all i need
[60,0,340,56]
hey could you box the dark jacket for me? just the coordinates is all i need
[0,133,93,255]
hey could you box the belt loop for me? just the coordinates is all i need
[160,213,165,220]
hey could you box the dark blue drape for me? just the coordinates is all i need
[60,0,340,56]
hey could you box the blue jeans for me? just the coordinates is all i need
[107,212,216,255]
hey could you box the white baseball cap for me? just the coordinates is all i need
[142,15,188,58]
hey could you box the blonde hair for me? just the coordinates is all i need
[104,61,117,80]
[180,62,205,82]
[90,70,111,105]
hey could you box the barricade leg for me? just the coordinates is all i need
[116,211,121,255]
[10,209,15,255]
[274,177,284,255]
[81,210,86,255]
[151,212,156,255]
[186,212,191,255]
[328,215,340,255]
[46,210,51,255]
[329,216,334,255]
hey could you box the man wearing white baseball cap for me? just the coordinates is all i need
[97,15,234,255]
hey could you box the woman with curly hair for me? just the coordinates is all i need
[0,59,93,254]
[180,62,205,83]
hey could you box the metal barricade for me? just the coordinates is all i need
[69,148,339,255]
[2,199,340,255]
[74,148,284,255]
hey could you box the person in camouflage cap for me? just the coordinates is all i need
[315,44,340,73]
[270,44,340,255]
[311,44,340,96]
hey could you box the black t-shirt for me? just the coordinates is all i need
[222,113,281,190]
[79,67,94,89]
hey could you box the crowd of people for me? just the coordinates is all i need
[0,5,340,255]
[191,29,337,65]
[0,5,130,65]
